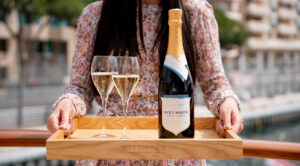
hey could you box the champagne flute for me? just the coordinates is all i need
[113,56,140,139]
[91,56,118,138]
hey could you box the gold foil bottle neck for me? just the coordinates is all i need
[167,8,184,59]
[168,9,182,26]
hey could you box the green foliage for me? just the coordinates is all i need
[0,0,11,21]
[0,0,95,26]
[213,6,250,49]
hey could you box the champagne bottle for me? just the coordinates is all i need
[158,9,194,138]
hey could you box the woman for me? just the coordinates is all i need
[48,0,243,165]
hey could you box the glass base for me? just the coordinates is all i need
[91,133,115,139]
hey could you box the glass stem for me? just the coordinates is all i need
[101,99,107,135]
[123,101,129,138]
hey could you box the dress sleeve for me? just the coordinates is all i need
[191,2,240,117]
[52,5,99,117]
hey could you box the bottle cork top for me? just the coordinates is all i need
[168,9,182,25]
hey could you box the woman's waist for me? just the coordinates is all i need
[98,93,159,116]
[108,92,158,101]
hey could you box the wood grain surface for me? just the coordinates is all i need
[0,130,51,147]
[76,117,216,129]
[47,117,242,160]
[47,138,242,160]
[1,128,299,160]
[243,139,300,161]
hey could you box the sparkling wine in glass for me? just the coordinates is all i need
[113,56,140,139]
[91,56,118,138]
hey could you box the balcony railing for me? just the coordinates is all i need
[226,11,243,22]
[247,3,270,17]
[278,23,298,36]
[0,130,300,161]
[247,20,271,34]
[279,0,298,6]
[22,25,75,42]
[296,17,300,29]
[278,8,297,20]
[247,38,300,51]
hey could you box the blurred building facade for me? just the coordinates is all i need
[210,0,300,99]
[0,10,75,87]
[1,0,300,98]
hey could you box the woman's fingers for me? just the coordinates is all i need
[216,120,226,138]
[223,111,232,130]
[47,98,76,134]
[218,97,243,136]
[47,111,60,133]
[231,111,241,134]
[48,109,73,136]
[64,119,74,136]
[219,106,232,130]
[58,106,75,136]
[59,109,70,130]
[217,111,243,137]
[217,107,232,138]
[218,104,232,137]
[60,110,71,136]
[238,123,244,134]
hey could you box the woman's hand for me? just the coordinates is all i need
[47,98,76,136]
[216,97,243,138]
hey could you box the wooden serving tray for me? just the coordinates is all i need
[46,117,242,160]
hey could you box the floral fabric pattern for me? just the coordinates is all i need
[52,0,239,165]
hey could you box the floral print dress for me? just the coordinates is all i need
[53,0,239,165]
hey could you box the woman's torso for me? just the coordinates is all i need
[76,1,208,165]
[98,4,162,117]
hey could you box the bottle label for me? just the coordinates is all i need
[161,95,191,136]
[164,55,188,81]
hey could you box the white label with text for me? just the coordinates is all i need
[162,97,190,135]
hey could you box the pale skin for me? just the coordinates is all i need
[47,97,243,137]
[47,98,75,136]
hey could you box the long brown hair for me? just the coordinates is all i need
[93,0,196,80]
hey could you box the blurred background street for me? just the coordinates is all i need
[1,0,300,166]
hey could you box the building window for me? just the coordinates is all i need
[60,42,67,54]
[52,17,68,27]
[269,0,278,11]
[20,13,28,25]
[36,41,54,54]
[37,41,44,53]
[0,67,6,80]
[275,53,284,72]
[296,18,300,30]
[269,13,277,27]
[0,39,7,52]
[247,53,257,72]
[263,53,269,70]
[46,41,53,53]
